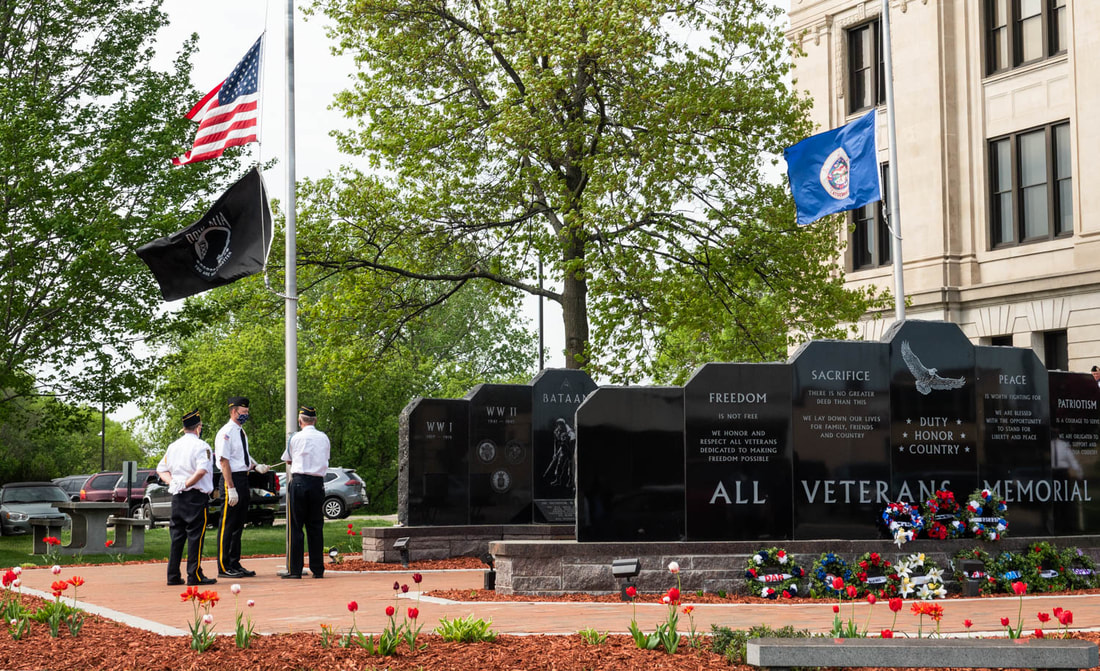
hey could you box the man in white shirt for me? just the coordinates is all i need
[280,405,331,579]
[214,396,268,578]
[157,409,216,586]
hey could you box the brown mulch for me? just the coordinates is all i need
[2,595,1098,671]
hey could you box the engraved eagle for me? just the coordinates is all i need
[901,340,966,395]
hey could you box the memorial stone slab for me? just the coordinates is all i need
[883,321,978,506]
[975,346,1051,536]
[790,340,891,539]
[575,386,685,542]
[684,363,792,540]
[530,368,598,524]
[1048,371,1100,533]
[399,397,470,526]
[466,383,533,524]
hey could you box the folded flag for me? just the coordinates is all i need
[137,167,273,301]
[784,109,881,226]
[172,35,263,166]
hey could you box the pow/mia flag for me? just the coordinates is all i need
[137,167,273,302]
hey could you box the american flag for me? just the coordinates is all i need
[172,35,263,166]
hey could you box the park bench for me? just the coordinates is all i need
[28,515,67,555]
[106,516,152,555]
[746,636,1098,670]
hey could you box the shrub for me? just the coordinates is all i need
[435,614,497,643]
[710,623,812,665]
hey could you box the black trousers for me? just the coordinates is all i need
[168,489,210,582]
[217,471,251,572]
[287,474,325,577]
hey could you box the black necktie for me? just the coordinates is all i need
[241,431,251,468]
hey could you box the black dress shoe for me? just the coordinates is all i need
[281,573,302,579]
[187,577,217,586]
[234,566,257,577]
[167,577,185,586]
[218,569,246,578]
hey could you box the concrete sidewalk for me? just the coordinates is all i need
[15,557,1100,638]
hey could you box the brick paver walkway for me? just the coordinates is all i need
[16,557,1100,638]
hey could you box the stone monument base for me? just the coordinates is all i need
[487,535,1100,596]
[360,524,574,563]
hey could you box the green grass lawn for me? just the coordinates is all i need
[0,516,394,568]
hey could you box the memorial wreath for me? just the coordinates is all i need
[991,550,1040,592]
[959,488,1008,541]
[1063,547,1099,590]
[1024,541,1070,593]
[880,501,924,546]
[922,489,964,540]
[744,547,805,599]
[809,552,853,598]
[852,551,898,598]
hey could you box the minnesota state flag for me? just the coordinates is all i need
[785,109,881,226]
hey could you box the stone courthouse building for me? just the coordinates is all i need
[787,0,1100,371]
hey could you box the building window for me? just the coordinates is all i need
[986,0,1067,75]
[851,164,890,270]
[1043,330,1068,371]
[988,121,1072,248]
[847,20,884,114]
[991,335,1013,346]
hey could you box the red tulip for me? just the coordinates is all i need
[347,600,358,613]
[401,584,409,593]
[1001,617,1010,627]
[1011,581,1027,595]
[888,597,902,612]
[866,594,877,605]
[393,581,400,591]
[964,619,973,629]
[625,585,637,598]
[412,573,423,584]
[832,576,844,590]
[880,629,893,638]
[832,605,840,614]
[845,585,858,599]
[1034,629,1045,639]
[667,587,680,602]
[408,607,419,619]
[385,606,395,617]
[1058,610,1073,626]
[1038,612,1051,623]
[67,576,84,587]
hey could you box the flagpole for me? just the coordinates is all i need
[881,0,905,322]
[283,0,298,569]
[284,0,298,438]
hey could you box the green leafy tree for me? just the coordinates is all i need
[147,257,535,511]
[302,0,882,382]
[0,0,239,407]
[0,395,146,483]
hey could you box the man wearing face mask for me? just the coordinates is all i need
[215,396,269,578]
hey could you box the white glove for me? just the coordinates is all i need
[168,479,184,495]
[254,463,270,474]
[227,487,239,506]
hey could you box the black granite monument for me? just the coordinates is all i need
[398,397,470,526]
[684,363,793,540]
[790,340,891,539]
[530,368,597,524]
[466,383,533,524]
[575,386,685,542]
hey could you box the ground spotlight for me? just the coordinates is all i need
[612,558,640,601]
[394,536,411,567]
